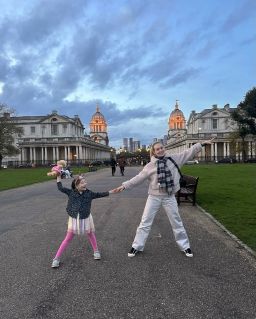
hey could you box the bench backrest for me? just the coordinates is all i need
[181,175,199,190]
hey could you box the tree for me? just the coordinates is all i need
[231,87,256,161]
[0,104,23,168]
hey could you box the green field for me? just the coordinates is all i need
[0,163,255,251]
[0,166,90,190]
[182,163,256,251]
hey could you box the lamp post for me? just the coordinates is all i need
[198,127,201,139]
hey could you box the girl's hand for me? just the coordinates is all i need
[109,186,125,193]
[56,175,61,182]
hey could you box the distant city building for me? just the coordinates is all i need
[122,137,142,152]
[133,140,141,151]
[89,105,109,146]
[129,137,134,152]
[123,138,128,151]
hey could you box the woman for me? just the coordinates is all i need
[115,138,214,258]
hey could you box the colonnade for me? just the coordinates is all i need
[17,144,111,164]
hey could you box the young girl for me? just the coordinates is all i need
[51,174,116,268]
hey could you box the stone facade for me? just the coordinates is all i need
[166,103,256,161]
[3,110,111,165]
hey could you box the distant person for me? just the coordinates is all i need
[117,156,126,176]
[51,174,116,268]
[114,138,215,258]
[110,157,117,176]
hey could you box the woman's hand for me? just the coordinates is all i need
[201,137,215,146]
[109,186,125,193]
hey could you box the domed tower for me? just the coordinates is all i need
[168,100,186,141]
[89,105,109,145]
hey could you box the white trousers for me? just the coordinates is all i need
[132,194,190,251]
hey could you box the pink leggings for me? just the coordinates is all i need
[54,231,98,259]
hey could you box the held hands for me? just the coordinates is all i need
[109,185,125,194]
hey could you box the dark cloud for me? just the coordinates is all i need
[220,0,256,32]
[17,0,88,45]
[160,67,202,88]
[240,34,256,46]
[195,40,217,59]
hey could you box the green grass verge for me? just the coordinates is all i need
[0,167,90,191]
[182,163,256,251]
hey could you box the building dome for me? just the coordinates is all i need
[90,105,106,122]
[168,100,186,130]
[89,105,109,145]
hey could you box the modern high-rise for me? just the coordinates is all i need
[123,138,128,151]
[129,137,134,152]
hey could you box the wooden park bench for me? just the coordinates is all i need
[176,175,199,206]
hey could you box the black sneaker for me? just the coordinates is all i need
[183,248,193,257]
[128,247,139,257]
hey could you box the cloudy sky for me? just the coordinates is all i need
[0,0,255,148]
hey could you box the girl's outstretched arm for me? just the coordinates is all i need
[56,175,71,195]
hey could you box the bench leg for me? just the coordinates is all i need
[177,193,180,205]
[192,194,196,205]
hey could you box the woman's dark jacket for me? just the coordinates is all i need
[57,182,109,219]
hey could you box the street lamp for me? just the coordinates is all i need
[198,127,201,138]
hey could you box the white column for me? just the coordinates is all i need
[45,147,48,161]
[223,143,226,157]
[30,148,33,162]
[227,143,230,157]
[67,147,70,160]
[211,144,214,160]
[65,147,68,160]
[53,147,56,162]
[56,147,59,160]
[33,147,36,162]
[214,143,217,160]
[41,147,44,164]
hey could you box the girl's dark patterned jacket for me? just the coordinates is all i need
[57,182,109,219]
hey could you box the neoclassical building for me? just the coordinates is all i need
[89,105,109,145]
[166,102,256,161]
[3,110,111,165]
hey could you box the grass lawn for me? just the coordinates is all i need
[0,166,90,191]
[182,163,256,252]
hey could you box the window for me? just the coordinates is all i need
[212,112,218,116]
[30,126,35,134]
[212,119,218,129]
[63,124,67,134]
[51,124,58,135]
